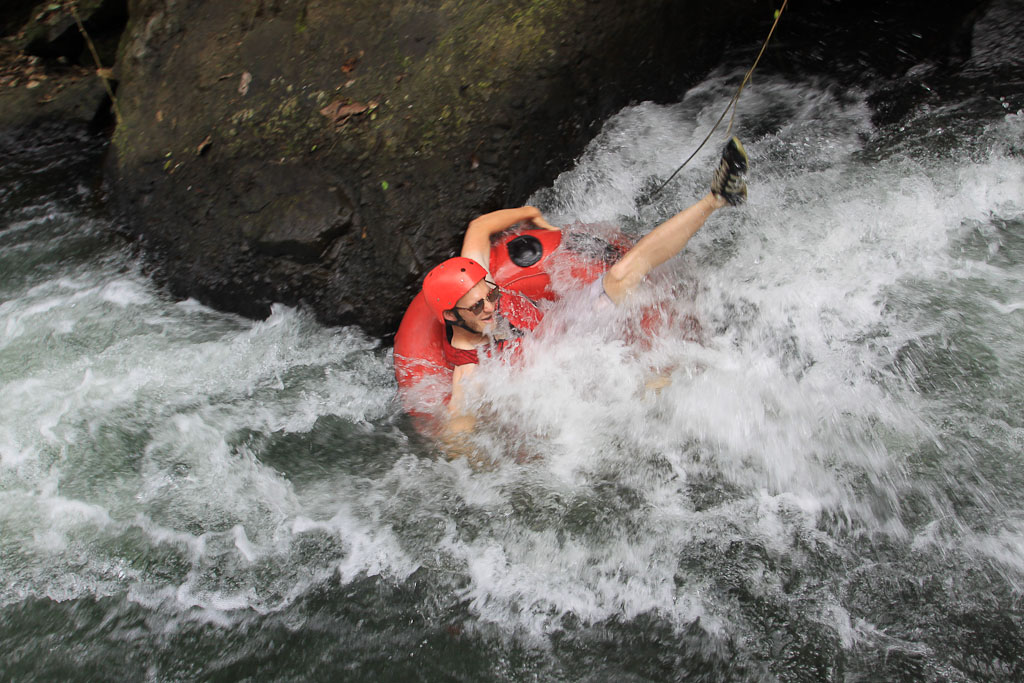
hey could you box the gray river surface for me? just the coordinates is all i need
[3,7,1024,681]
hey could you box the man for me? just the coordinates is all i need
[421,138,749,436]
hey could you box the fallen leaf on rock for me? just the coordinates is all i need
[238,71,252,96]
[320,100,369,125]
[339,102,369,116]
[341,57,359,74]
[196,135,213,156]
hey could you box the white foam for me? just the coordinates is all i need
[99,279,152,307]
[0,255,405,614]
[985,298,1024,314]
[391,75,1024,635]
[2,70,1023,648]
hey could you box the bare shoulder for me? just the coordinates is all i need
[452,363,477,382]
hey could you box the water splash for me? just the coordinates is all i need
[2,67,1023,679]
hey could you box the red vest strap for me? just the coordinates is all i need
[443,342,481,367]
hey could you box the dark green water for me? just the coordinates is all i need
[3,5,1024,681]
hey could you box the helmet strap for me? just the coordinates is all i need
[447,310,475,333]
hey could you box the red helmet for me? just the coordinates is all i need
[422,257,488,322]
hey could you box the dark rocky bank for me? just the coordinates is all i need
[1,0,990,336]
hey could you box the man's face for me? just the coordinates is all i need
[446,279,498,333]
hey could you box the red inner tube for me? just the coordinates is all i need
[394,227,627,424]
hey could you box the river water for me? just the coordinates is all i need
[3,7,1024,681]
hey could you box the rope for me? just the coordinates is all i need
[70,1,122,125]
[649,0,789,198]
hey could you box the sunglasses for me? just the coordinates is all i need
[453,282,501,316]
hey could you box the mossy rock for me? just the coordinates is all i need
[103,0,994,334]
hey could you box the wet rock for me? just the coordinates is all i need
[0,1,124,138]
[108,0,776,334]
[0,0,998,337]
[0,2,38,39]
[19,0,126,66]
[0,47,111,138]
[246,172,356,264]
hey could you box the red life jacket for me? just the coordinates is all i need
[441,291,544,367]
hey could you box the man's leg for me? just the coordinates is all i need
[601,138,748,304]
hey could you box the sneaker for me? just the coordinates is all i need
[711,137,749,206]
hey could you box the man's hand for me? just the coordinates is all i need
[530,215,561,231]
